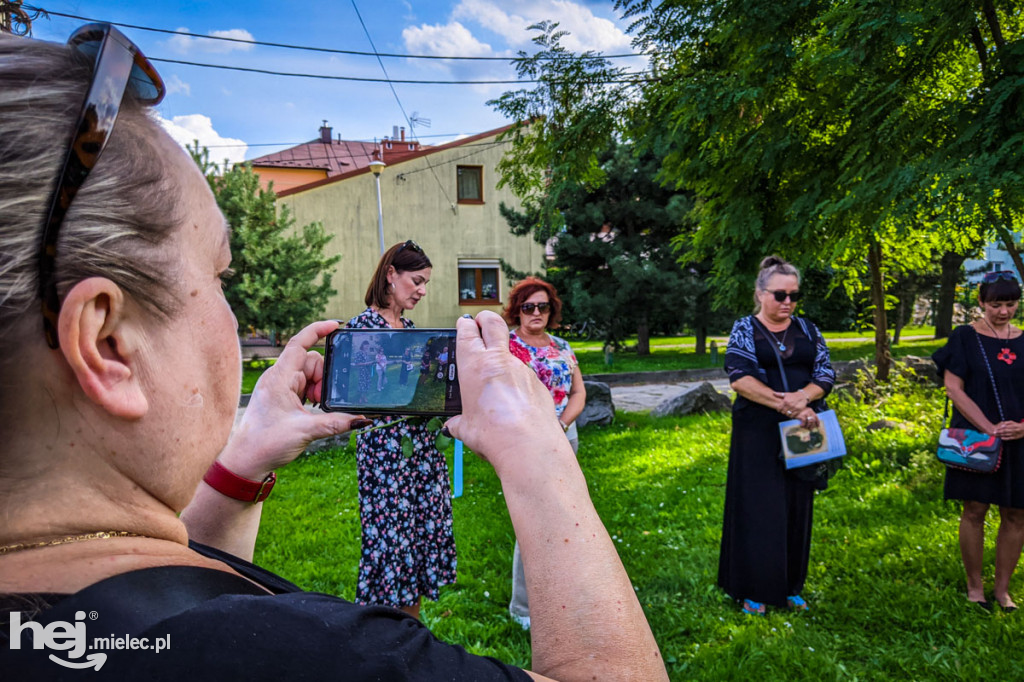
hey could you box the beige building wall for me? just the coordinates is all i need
[278,130,545,328]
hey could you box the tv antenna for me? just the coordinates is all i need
[409,111,431,129]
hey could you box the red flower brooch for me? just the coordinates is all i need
[997,347,1017,365]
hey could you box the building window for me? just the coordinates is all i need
[458,260,500,305]
[457,165,483,204]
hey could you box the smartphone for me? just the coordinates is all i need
[321,328,461,416]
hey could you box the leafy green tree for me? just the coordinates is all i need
[489,26,728,353]
[488,20,634,242]
[189,143,339,341]
[545,142,732,354]
[617,0,1023,378]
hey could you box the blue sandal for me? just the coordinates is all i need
[787,595,809,611]
[742,599,766,615]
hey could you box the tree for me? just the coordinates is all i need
[618,0,1023,379]
[189,144,339,341]
[488,20,635,243]
[540,142,731,354]
[489,25,727,352]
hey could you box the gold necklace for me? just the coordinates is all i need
[0,531,143,555]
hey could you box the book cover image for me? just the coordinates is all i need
[778,409,846,469]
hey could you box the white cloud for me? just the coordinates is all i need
[167,27,256,55]
[402,21,493,57]
[452,0,632,53]
[164,74,191,97]
[158,114,247,170]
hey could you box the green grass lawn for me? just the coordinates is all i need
[574,336,943,375]
[253,379,1024,680]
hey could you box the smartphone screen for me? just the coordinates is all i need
[321,328,461,416]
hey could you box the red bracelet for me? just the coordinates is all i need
[203,460,276,503]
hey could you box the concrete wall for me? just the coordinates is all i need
[278,131,546,327]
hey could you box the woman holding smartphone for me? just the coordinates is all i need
[345,241,456,619]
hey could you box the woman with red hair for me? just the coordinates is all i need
[502,276,587,629]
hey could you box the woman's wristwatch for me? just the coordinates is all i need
[203,460,277,503]
[558,419,570,432]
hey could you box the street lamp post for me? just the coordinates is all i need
[369,152,386,256]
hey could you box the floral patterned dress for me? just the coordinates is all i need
[346,308,457,607]
[509,330,579,439]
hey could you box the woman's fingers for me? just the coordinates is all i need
[456,314,486,356]
[475,310,511,349]
[282,320,340,360]
[442,415,461,441]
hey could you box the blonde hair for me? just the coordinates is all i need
[753,255,800,312]
[0,34,185,346]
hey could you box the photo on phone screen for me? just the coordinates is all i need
[321,328,461,416]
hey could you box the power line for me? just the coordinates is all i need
[149,56,654,85]
[349,0,454,208]
[204,138,512,149]
[28,6,653,62]
[395,142,510,177]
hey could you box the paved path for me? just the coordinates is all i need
[610,378,733,412]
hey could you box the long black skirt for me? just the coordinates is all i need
[718,403,816,607]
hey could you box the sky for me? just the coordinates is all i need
[26,1,645,166]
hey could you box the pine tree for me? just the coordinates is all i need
[189,143,339,342]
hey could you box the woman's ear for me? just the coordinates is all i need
[57,277,149,419]
[386,265,396,284]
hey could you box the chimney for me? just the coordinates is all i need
[392,125,399,139]
[319,120,332,144]
[400,127,406,141]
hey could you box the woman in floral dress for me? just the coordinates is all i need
[346,240,456,619]
[502,276,587,628]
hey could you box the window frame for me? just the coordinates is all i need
[458,260,501,306]
[456,165,484,205]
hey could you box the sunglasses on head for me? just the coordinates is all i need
[39,23,165,349]
[396,239,424,255]
[982,270,1018,284]
[521,302,551,315]
[766,289,802,303]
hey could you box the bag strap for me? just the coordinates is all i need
[29,565,268,636]
[750,315,790,392]
[973,328,1006,421]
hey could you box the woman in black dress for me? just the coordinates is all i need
[932,271,1024,612]
[719,256,836,615]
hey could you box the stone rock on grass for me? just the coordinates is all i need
[651,381,731,418]
[577,381,614,427]
[898,355,940,385]
[866,419,909,432]
[835,358,871,382]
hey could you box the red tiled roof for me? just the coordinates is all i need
[249,138,380,176]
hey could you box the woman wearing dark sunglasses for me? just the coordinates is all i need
[932,271,1024,612]
[0,28,668,681]
[502,277,587,629]
[719,256,836,615]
